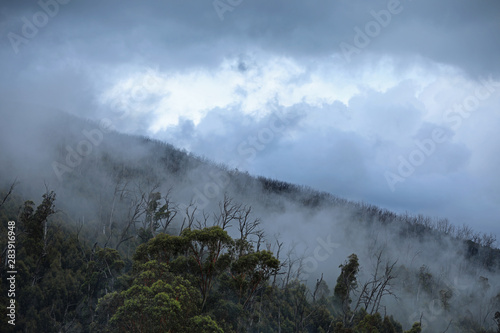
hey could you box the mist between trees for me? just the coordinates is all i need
[1,105,499,332]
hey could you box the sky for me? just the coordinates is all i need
[1,0,500,236]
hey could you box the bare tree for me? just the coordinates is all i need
[179,202,197,234]
[255,230,265,252]
[312,273,325,303]
[235,204,263,256]
[0,179,17,210]
[456,224,473,240]
[349,248,398,324]
[436,218,455,235]
[213,193,241,230]
[106,176,131,235]
[271,235,285,288]
[157,189,178,233]
[194,211,210,230]
[237,205,262,241]
[114,183,147,250]
[281,243,303,289]
[481,233,497,248]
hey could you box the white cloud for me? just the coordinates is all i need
[97,55,499,236]
[99,54,462,134]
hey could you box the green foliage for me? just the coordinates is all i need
[3,188,498,332]
[334,253,360,326]
[188,315,224,333]
[181,226,234,308]
[133,232,186,265]
[115,225,283,331]
[82,247,125,318]
[230,250,280,307]
[353,312,400,333]
[404,323,422,333]
[18,191,56,254]
[0,192,93,332]
[95,226,243,332]
[355,312,383,332]
[334,254,360,302]
[333,322,354,332]
[100,277,205,332]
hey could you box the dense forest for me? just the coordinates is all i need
[1,107,500,332]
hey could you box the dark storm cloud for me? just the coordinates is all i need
[2,0,499,74]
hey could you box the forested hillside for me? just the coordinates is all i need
[1,107,500,332]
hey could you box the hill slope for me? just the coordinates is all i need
[1,103,499,332]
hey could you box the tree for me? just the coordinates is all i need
[17,191,57,290]
[181,226,234,310]
[0,179,17,210]
[1,191,95,331]
[187,315,224,333]
[351,249,398,320]
[133,232,187,266]
[354,312,383,332]
[82,247,124,321]
[334,254,360,326]
[404,323,421,333]
[139,189,177,242]
[95,273,215,333]
[19,190,56,255]
[230,250,280,308]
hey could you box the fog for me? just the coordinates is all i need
[2,0,500,237]
[1,102,499,331]
[2,1,500,331]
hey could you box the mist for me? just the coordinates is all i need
[2,0,500,236]
[2,0,500,331]
[1,100,500,331]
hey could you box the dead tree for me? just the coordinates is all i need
[0,179,17,209]
[213,194,241,230]
[349,248,398,324]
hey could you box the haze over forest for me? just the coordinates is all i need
[1,0,500,332]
